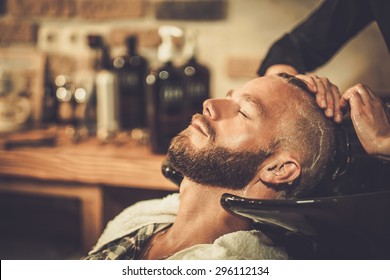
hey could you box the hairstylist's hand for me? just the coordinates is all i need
[296,74,343,123]
[341,83,390,161]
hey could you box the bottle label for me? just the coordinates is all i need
[120,72,140,92]
[186,81,208,100]
[118,69,147,128]
[159,85,184,112]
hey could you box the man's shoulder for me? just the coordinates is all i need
[89,193,180,254]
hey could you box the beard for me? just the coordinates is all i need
[167,125,272,190]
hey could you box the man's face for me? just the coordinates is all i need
[168,75,300,189]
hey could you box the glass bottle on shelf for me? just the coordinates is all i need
[42,60,58,125]
[180,30,210,123]
[113,35,148,131]
[146,26,186,154]
[55,74,75,126]
[87,34,120,143]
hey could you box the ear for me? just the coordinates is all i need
[259,152,301,186]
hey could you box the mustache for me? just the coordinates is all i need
[191,114,216,141]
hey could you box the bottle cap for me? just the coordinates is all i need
[158,26,183,63]
[182,30,198,61]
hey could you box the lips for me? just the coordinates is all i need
[191,122,208,136]
[190,114,211,137]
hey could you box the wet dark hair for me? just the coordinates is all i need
[274,73,347,198]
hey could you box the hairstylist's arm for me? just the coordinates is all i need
[265,64,299,76]
[341,83,390,161]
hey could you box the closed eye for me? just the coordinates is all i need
[239,110,248,118]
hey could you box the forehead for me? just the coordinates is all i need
[236,75,301,106]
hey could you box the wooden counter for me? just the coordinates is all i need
[0,127,178,253]
[0,128,177,190]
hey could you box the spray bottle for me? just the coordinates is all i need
[146,26,186,154]
[180,30,210,123]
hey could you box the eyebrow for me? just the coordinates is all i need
[226,90,265,117]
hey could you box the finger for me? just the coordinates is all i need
[362,83,376,100]
[340,88,349,108]
[296,74,317,93]
[362,84,386,109]
[342,87,364,113]
[355,83,371,105]
[339,96,350,110]
[340,90,353,111]
[365,85,390,119]
[331,84,343,123]
[314,76,327,109]
[322,78,335,118]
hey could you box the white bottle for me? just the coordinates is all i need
[87,34,120,143]
[96,70,119,142]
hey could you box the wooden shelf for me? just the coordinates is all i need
[0,127,177,191]
[0,127,178,253]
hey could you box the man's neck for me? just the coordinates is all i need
[178,180,251,235]
[143,178,252,259]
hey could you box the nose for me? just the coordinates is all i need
[202,98,236,120]
[202,99,217,119]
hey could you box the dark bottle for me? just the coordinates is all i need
[180,31,210,122]
[42,63,58,125]
[55,74,75,126]
[146,26,186,154]
[113,35,148,130]
[87,35,120,143]
[72,69,96,137]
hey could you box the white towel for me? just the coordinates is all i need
[89,193,287,259]
[90,193,180,254]
[167,230,287,260]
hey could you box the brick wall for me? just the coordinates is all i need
[0,0,235,80]
[0,19,38,44]
[7,0,76,18]
[0,0,226,44]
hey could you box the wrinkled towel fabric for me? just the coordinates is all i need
[89,193,287,260]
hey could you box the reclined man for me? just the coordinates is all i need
[84,73,341,260]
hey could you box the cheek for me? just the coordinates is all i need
[217,121,267,149]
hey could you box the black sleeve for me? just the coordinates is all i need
[257,0,374,76]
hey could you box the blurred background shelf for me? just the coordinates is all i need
[0,127,177,259]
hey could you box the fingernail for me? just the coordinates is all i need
[335,114,342,123]
[321,100,326,108]
[325,108,333,117]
